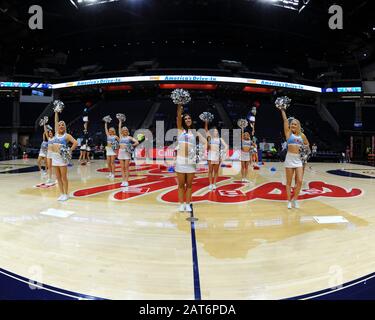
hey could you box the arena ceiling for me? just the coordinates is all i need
[0,0,373,80]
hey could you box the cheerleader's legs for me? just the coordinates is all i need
[107,155,115,176]
[120,159,131,183]
[176,172,195,204]
[55,166,69,195]
[241,161,250,180]
[285,168,294,202]
[292,167,303,202]
[208,161,214,185]
[213,163,220,185]
[79,150,86,162]
[177,173,187,205]
[37,156,45,172]
[55,166,64,195]
[47,158,53,181]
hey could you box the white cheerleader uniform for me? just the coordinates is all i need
[39,141,48,158]
[106,135,117,157]
[118,136,133,160]
[175,131,197,174]
[284,133,304,168]
[240,139,252,162]
[207,137,222,164]
[51,133,69,167]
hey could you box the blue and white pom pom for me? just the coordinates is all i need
[103,115,112,123]
[237,119,249,129]
[275,96,291,110]
[111,140,120,151]
[188,144,204,163]
[52,100,65,113]
[199,112,214,123]
[299,145,311,163]
[220,149,227,161]
[171,89,191,105]
[60,145,72,163]
[39,118,46,127]
[116,113,126,122]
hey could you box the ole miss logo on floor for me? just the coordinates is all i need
[72,164,363,203]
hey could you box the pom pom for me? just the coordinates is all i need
[171,89,191,105]
[237,119,248,129]
[39,118,46,127]
[60,145,71,163]
[103,115,112,123]
[275,96,291,110]
[116,113,126,122]
[188,144,205,163]
[111,140,119,151]
[46,125,53,131]
[199,112,214,123]
[299,145,311,163]
[219,150,227,161]
[52,100,65,113]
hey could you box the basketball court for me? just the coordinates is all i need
[1,159,374,300]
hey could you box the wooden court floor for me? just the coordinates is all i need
[0,159,374,299]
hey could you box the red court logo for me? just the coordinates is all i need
[72,164,363,203]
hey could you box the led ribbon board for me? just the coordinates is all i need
[51,75,322,93]
[322,87,362,93]
[0,82,52,89]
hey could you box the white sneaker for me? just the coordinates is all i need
[185,204,192,212]
[212,184,217,190]
[208,184,213,191]
[57,195,64,201]
[287,201,292,209]
[179,204,185,212]
[293,200,300,209]
[46,179,54,185]
[122,187,129,193]
[120,181,129,187]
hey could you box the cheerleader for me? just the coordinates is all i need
[205,122,228,191]
[52,111,78,201]
[79,128,90,165]
[251,141,258,164]
[86,139,92,163]
[240,129,253,182]
[175,105,206,212]
[104,121,119,179]
[37,132,48,175]
[118,118,139,188]
[280,109,309,209]
[43,124,55,184]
